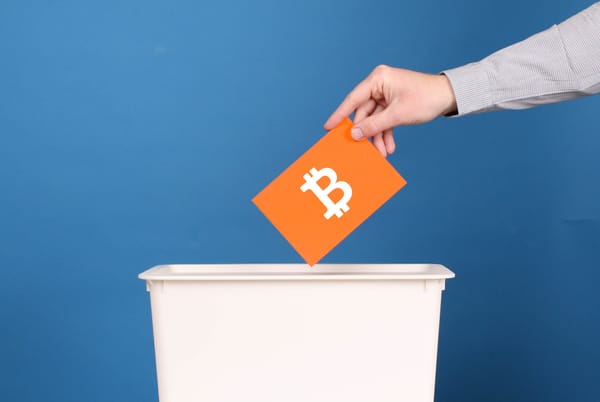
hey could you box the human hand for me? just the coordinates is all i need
[324,65,457,157]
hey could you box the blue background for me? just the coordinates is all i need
[1,1,599,401]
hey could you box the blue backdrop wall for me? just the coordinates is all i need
[1,1,599,401]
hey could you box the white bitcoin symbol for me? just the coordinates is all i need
[300,167,353,219]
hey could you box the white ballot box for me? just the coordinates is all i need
[139,264,455,402]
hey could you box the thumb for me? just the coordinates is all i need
[351,106,398,140]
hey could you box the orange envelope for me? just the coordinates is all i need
[253,118,407,266]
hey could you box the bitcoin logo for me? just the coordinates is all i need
[300,167,353,219]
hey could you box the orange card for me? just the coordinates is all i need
[253,118,407,266]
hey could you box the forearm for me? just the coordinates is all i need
[443,2,600,115]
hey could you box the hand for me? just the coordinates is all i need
[324,65,457,157]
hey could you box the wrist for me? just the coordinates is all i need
[437,74,458,116]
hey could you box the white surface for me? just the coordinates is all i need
[140,264,455,402]
[139,263,455,281]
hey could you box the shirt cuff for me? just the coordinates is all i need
[442,62,494,116]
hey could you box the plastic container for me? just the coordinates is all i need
[139,264,455,402]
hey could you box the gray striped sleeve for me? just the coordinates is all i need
[443,2,600,116]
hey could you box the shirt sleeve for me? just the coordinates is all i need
[442,2,600,116]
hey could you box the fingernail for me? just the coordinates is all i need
[351,126,363,140]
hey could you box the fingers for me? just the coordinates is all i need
[372,133,386,157]
[353,99,377,124]
[351,105,397,140]
[324,77,372,130]
[373,129,395,157]
[383,129,395,154]
[367,104,387,157]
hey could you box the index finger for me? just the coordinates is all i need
[324,77,372,130]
